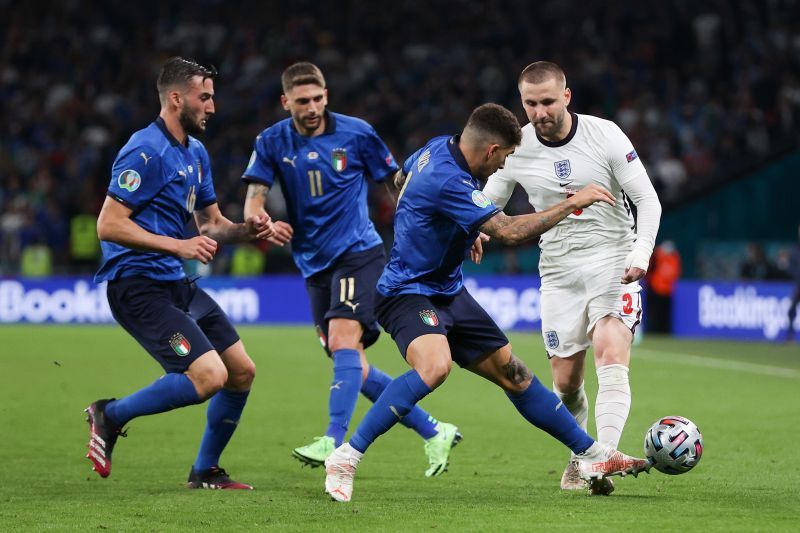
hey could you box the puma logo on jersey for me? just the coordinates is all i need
[283,156,297,168]
[343,300,360,313]
[140,152,152,165]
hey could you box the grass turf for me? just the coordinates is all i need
[1,325,798,531]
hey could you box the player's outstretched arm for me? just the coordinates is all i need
[195,202,275,244]
[479,183,615,246]
[243,182,293,246]
[97,196,218,263]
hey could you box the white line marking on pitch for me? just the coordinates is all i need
[635,348,800,379]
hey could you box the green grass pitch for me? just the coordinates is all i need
[1,325,798,531]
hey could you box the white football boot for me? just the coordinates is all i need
[324,443,362,502]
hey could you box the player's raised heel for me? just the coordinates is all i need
[85,399,126,478]
[560,459,587,490]
[293,436,335,467]
[424,422,463,477]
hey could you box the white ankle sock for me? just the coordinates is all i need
[553,381,589,431]
[595,364,631,448]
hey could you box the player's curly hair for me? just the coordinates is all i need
[156,57,217,100]
[464,103,522,148]
[281,62,326,93]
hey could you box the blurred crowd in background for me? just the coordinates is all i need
[1,0,799,278]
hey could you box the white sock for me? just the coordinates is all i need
[595,364,631,449]
[554,381,589,460]
[553,381,589,431]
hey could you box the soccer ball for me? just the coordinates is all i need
[644,416,703,475]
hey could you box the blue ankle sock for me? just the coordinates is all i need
[326,349,363,446]
[506,376,594,454]
[350,369,432,453]
[361,366,438,439]
[105,373,202,427]
[194,389,250,472]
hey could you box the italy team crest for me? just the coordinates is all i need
[169,333,191,357]
[419,310,439,327]
[554,160,571,179]
[332,148,347,172]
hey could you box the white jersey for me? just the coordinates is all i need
[484,113,647,259]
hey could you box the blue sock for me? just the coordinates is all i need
[350,369,432,453]
[194,388,250,472]
[326,349,363,446]
[105,373,202,427]
[506,376,594,454]
[361,366,439,439]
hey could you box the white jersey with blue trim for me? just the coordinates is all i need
[483,113,647,258]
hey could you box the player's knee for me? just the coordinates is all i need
[193,368,228,399]
[416,357,452,389]
[499,354,533,394]
[227,358,256,390]
[328,334,359,352]
[327,321,362,352]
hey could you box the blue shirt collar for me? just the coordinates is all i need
[290,110,337,136]
[154,117,184,147]
[446,134,476,180]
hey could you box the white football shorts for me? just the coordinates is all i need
[538,246,642,358]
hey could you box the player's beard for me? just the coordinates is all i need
[179,108,207,137]
[534,110,566,139]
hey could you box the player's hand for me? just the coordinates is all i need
[268,220,293,246]
[177,236,218,264]
[621,266,646,284]
[247,213,275,240]
[470,232,490,264]
[569,183,615,209]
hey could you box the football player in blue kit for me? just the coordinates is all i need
[323,103,651,502]
[85,57,275,490]
[242,63,461,477]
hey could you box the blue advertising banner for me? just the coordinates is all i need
[673,280,798,341]
[0,276,544,331]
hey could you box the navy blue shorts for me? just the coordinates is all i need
[106,277,240,373]
[375,287,509,367]
[305,245,385,356]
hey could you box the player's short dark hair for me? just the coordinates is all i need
[464,103,522,148]
[281,62,326,93]
[518,61,566,89]
[156,57,217,97]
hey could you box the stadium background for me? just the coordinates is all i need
[1,1,799,530]
[1,0,798,340]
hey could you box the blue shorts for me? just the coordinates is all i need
[305,245,385,356]
[375,287,509,367]
[106,277,240,373]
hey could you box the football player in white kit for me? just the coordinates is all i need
[483,61,662,495]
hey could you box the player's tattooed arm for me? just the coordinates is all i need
[502,355,533,385]
[196,202,274,243]
[479,183,616,245]
[241,182,293,245]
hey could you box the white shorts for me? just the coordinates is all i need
[539,247,642,358]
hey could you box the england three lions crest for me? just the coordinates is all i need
[554,160,571,179]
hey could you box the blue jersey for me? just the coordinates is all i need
[95,118,217,282]
[242,111,398,278]
[377,135,500,297]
